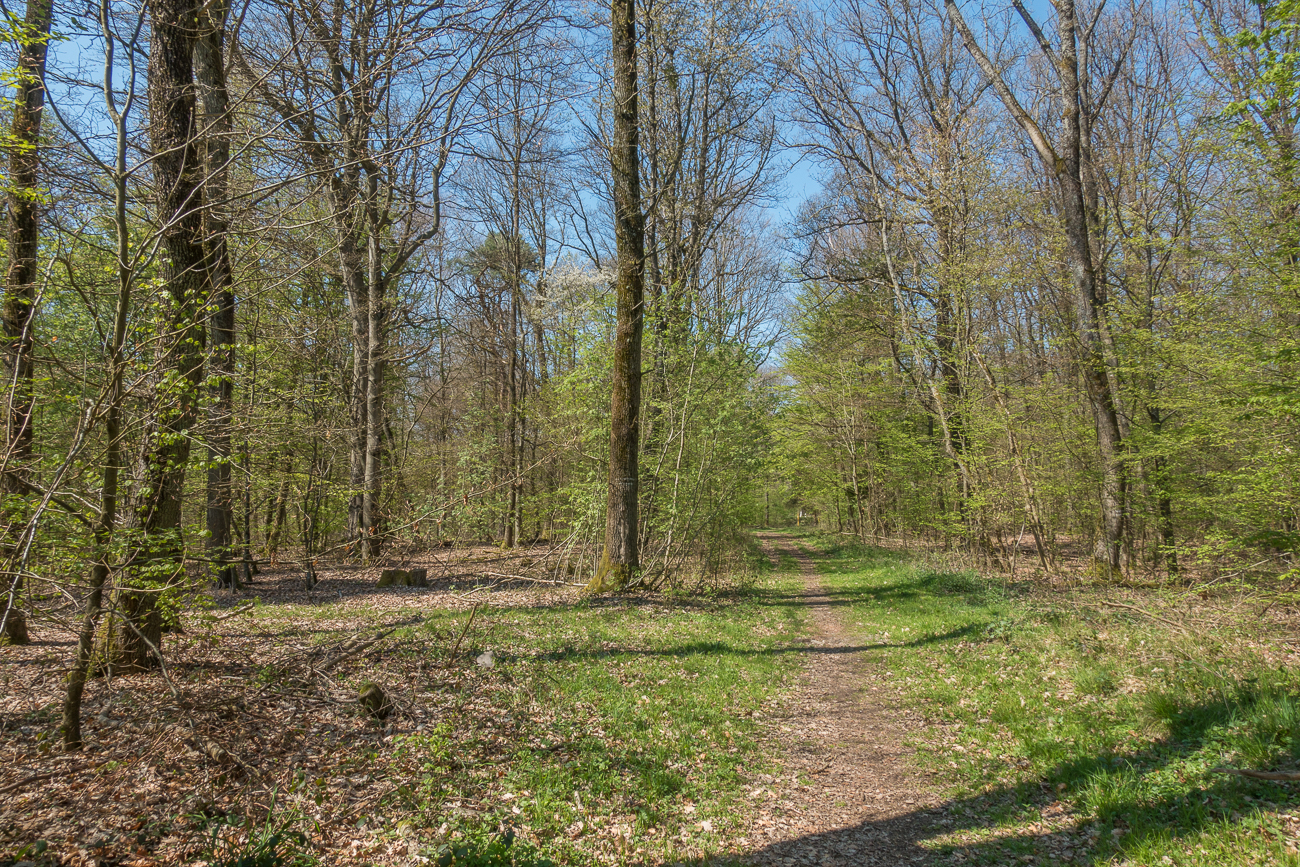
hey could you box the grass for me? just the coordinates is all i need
[224,563,810,865]
[451,581,807,864]
[800,533,1300,866]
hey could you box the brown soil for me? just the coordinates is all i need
[741,533,945,866]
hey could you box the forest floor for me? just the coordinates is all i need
[3,534,1300,866]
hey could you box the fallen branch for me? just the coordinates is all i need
[481,571,583,587]
[319,622,413,673]
[1213,767,1300,781]
[200,601,256,623]
[1097,600,1188,634]
[0,769,65,795]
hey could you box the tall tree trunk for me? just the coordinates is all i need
[1,0,54,646]
[343,243,369,553]
[1054,1,1126,576]
[100,0,209,672]
[196,0,237,589]
[590,0,646,592]
[362,233,385,562]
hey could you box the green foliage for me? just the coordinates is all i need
[1226,1,1300,133]
[199,797,317,867]
[428,828,554,867]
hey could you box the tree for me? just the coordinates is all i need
[1,0,55,645]
[95,0,213,672]
[590,0,647,591]
[236,0,547,560]
[945,0,1131,575]
[196,0,238,588]
[784,0,995,553]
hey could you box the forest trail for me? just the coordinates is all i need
[745,533,945,866]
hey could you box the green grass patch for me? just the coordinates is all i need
[378,571,808,864]
[802,534,1300,867]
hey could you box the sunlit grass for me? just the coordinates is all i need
[803,534,1300,866]
[373,564,809,864]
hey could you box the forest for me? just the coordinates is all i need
[4,0,1300,864]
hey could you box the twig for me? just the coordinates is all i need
[319,622,411,673]
[481,571,583,586]
[0,769,64,795]
[200,601,256,623]
[445,601,480,668]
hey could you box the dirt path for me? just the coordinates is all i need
[742,532,944,866]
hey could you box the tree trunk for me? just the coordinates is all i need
[196,0,237,589]
[1054,1,1126,577]
[1147,405,1178,577]
[265,453,292,563]
[1,0,54,646]
[102,0,210,672]
[945,0,1126,576]
[344,244,369,553]
[63,0,137,746]
[362,234,385,562]
[590,0,646,592]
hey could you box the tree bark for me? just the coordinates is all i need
[590,0,646,592]
[1,0,54,646]
[196,0,237,589]
[362,233,386,562]
[65,1,137,744]
[1053,0,1127,576]
[102,0,210,672]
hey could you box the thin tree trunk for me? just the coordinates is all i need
[1054,2,1126,575]
[1,0,54,646]
[265,453,292,563]
[945,0,1126,576]
[64,8,135,744]
[1147,405,1178,577]
[590,0,645,592]
[362,234,385,562]
[344,244,369,553]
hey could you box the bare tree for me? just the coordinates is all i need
[235,0,549,560]
[945,0,1132,574]
[784,0,996,552]
[61,0,148,745]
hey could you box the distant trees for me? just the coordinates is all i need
[775,0,1300,582]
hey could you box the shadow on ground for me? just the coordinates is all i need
[611,688,1300,867]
